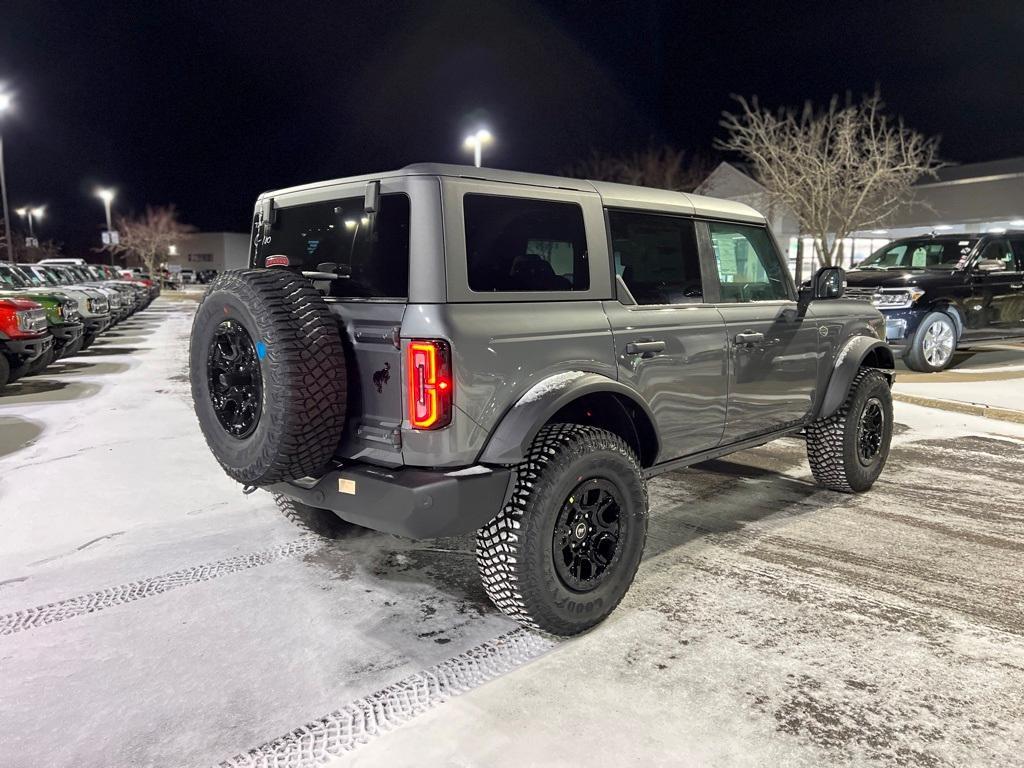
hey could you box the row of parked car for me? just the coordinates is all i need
[0,259,160,391]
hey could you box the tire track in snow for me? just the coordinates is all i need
[0,536,321,636]
[217,628,557,768]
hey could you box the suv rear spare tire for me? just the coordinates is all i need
[190,269,347,485]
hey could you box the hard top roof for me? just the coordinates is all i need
[261,163,765,223]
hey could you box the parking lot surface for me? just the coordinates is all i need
[1,300,1023,767]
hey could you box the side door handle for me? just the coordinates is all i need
[1011,283,1023,290]
[625,340,666,356]
[734,331,765,345]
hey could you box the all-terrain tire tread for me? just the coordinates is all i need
[191,269,347,485]
[475,423,646,634]
[806,368,887,493]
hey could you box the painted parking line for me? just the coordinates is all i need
[217,628,557,768]
[0,536,321,636]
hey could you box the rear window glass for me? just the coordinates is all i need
[256,194,410,298]
[464,194,589,292]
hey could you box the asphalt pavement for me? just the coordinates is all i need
[1,301,1022,767]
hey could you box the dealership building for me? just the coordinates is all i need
[696,157,1024,277]
[165,231,250,273]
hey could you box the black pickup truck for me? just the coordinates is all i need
[846,233,1024,371]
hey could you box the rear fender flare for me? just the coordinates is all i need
[817,336,895,420]
[478,371,660,465]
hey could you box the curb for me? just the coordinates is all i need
[893,392,1024,424]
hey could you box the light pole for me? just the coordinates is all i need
[463,128,493,168]
[96,188,116,264]
[15,205,44,240]
[0,92,13,263]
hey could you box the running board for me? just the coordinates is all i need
[644,425,806,479]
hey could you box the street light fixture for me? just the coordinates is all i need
[15,205,44,240]
[0,91,14,262]
[96,187,118,262]
[463,128,494,168]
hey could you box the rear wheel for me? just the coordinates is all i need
[476,424,648,636]
[905,312,957,372]
[806,369,893,493]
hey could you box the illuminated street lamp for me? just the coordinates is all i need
[15,205,44,240]
[463,128,493,168]
[0,91,14,262]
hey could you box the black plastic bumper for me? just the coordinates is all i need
[267,463,514,539]
[83,316,110,336]
[0,333,53,362]
[51,322,84,354]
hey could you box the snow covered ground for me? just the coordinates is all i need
[2,300,1023,767]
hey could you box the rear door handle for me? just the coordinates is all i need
[734,331,765,345]
[625,340,666,355]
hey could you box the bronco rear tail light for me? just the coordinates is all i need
[407,339,452,430]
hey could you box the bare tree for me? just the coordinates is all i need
[717,91,941,270]
[564,145,713,193]
[105,205,194,278]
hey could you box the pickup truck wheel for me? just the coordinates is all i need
[904,312,957,372]
[806,368,893,493]
[476,424,648,636]
[273,494,360,539]
[0,354,9,390]
[190,269,347,485]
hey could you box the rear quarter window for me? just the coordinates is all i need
[464,194,589,292]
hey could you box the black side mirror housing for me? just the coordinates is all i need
[799,266,846,312]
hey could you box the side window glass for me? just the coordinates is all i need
[607,211,703,305]
[464,194,589,292]
[1009,238,1024,270]
[980,240,1014,269]
[708,222,789,302]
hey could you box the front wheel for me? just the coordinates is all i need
[476,424,648,636]
[806,369,893,493]
[905,312,957,372]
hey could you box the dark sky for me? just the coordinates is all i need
[1,0,1022,255]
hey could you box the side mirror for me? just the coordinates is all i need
[799,266,845,312]
[975,259,1007,273]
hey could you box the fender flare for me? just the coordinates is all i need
[816,336,895,420]
[478,371,660,465]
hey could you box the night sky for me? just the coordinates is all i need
[1,0,1022,255]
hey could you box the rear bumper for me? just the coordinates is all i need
[267,463,513,539]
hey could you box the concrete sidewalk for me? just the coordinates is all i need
[893,342,1024,423]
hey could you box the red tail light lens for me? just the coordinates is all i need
[407,339,452,430]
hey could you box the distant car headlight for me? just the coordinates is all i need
[873,288,925,310]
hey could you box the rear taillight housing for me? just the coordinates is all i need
[407,339,453,430]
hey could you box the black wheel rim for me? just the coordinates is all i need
[207,319,263,438]
[553,478,625,593]
[857,396,885,466]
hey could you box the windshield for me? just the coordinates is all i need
[0,264,30,289]
[13,265,45,287]
[858,239,977,270]
[31,266,59,286]
[255,193,410,298]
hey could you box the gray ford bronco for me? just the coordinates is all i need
[190,163,895,635]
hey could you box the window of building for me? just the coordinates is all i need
[256,193,410,298]
[464,194,589,292]
[708,222,789,302]
[608,211,703,305]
